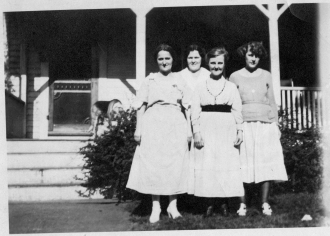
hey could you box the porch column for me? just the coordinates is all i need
[36,62,49,139]
[132,6,152,89]
[256,3,290,106]
[268,3,281,106]
[91,44,99,107]
[20,43,27,137]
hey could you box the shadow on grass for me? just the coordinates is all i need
[127,193,242,216]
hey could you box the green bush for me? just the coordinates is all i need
[272,112,323,194]
[76,109,139,202]
[77,108,323,201]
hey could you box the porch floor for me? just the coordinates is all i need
[49,124,92,136]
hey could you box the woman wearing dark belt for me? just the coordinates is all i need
[191,47,244,217]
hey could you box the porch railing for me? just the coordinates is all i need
[280,87,324,130]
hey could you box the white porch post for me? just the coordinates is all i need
[268,3,281,106]
[256,3,290,106]
[132,6,152,89]
[37,62,49,139]
[20,43,27,137]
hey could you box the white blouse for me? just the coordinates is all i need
[132,72,191,110]
[179,67,210,91]
[191,76,243,133]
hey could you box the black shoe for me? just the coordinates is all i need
[220,204,229,217]
[203,206,214,218]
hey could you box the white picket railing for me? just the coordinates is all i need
[280,87,324,129]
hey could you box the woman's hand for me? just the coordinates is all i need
[134,129,141,144]
[194,132,204,149]
[234,130,243,146]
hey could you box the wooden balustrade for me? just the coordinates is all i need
[280,87,324,129]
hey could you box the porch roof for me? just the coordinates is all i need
[3,0,292,12]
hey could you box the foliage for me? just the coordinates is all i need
[76,109,139,202]
[77,107,323,202]
[4,57,15,93]
[272,111,323,194]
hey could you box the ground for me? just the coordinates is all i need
[8,192,326,234]
[9,199,132,234]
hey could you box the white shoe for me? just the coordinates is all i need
[262,202,272,216]
[149,206,161,223]
[237,203,247,216]
[167,206,182,219]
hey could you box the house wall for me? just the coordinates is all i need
[98,78,137,110]
[5,91,25,138]
[5,13,21,79]
[5,13,27,137]
[96,9,137,109]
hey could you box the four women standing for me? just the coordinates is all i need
[127,42,287,223]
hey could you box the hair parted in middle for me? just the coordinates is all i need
[205,47,229,64]
[184,44,206,61]
[107,99,122,118]
[153,44,177,63]
[184,44,206,67]
[237,41,268,59]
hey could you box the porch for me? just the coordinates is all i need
[4,1,320,140]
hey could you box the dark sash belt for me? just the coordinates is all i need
[201,105,232,112]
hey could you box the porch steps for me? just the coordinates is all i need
[7,139,103,201]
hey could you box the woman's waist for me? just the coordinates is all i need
[242,102,275,119]
[148,102,182,111]
[242,100,270,105]
[242,102,272,112]
[201,104,232,113]
[144,103,186,124]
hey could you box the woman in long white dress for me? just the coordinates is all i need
[191,47,244,216]
[229,42,287,216]
[179,44,209,194]
[126,44,192,223]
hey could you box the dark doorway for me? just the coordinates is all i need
[48,15,93,135]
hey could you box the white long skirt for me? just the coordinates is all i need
[126,104,189,195]
[192,112,244,198]
[240,121,288,183]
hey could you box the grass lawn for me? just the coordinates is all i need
[125,192,326,230]
[9,199,132,234]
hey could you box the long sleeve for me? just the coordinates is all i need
[178,75,192,110]
[266,75,279,123]
[231,84,243,130]
[132,78,149,110]
[191,86,202,134]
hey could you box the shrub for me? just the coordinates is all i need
[77,108,323,201]
[76,109,139,202]
[272,112,323,194]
